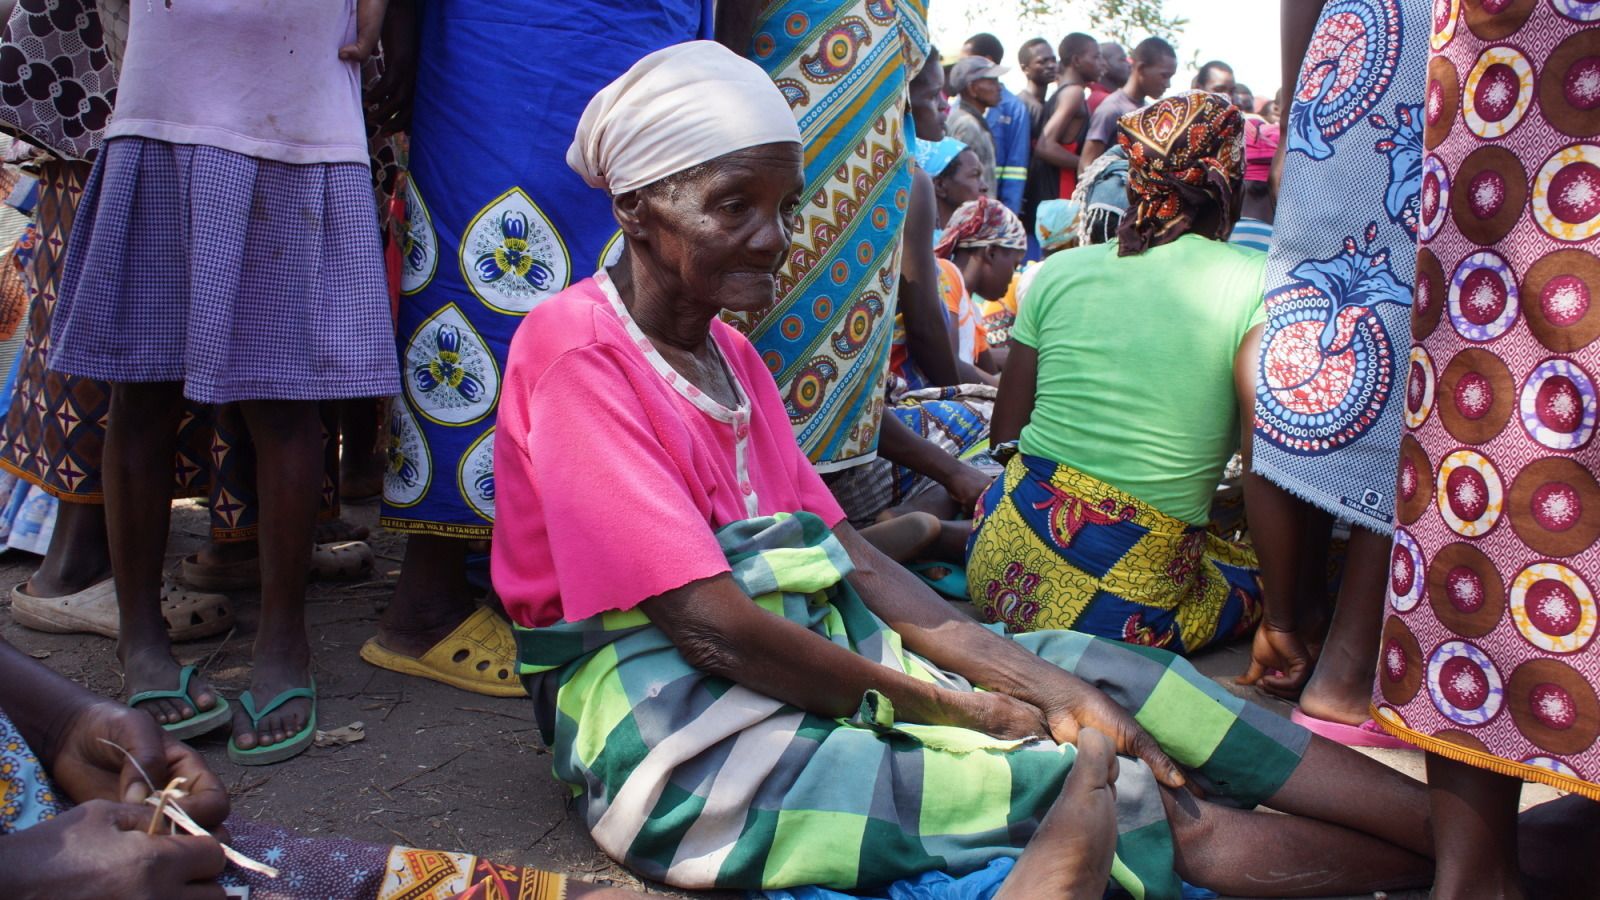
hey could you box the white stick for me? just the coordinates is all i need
[146,797,281,879]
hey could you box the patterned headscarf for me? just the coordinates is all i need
[915,136,968,177]
[1033,199,1079,252]
[1114,90,1245,256]
[934,196,1027,259]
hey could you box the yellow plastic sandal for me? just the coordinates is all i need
[358,607,525,697]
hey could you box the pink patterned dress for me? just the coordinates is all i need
[1374,0,1600,801]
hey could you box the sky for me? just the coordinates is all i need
[927,0,1283,102]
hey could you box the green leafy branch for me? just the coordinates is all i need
[988,1,1188,46]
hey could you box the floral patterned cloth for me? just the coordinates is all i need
[1372,0,1600,802]
[381,1,712,537]
[1114,91,1246,255]
[0,0,117,163]
[722,0,930,472]
[0,705,66,834]
[1250,0,1427,534]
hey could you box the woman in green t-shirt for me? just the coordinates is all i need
[967,91,1265,655]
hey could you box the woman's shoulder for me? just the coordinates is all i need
[507,277,632,379]
[1161,234,1266,284]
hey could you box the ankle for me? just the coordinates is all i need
[1432,873,1523,900]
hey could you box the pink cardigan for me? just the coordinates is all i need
[492,273,847,627]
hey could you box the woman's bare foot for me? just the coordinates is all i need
[230,644,312,751]
[373,534,476,659]
[995,726,1120,899]
[121,643,219,726]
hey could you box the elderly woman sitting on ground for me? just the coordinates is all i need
[490,42,1435,899]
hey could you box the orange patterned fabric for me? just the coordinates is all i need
[1114,90,1244,255]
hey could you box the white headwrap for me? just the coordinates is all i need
[567,41,802,196]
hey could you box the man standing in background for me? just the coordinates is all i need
[944,55,1006,198]
[1032,33,1103,218]
[1089,40,1129,112]
[1013,37,1055,128]
[1016,36,1059,257]
[1078,36,1175,172]
[961,33,1028,215]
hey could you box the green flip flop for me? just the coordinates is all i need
[128,664,232,741]
[909,561,969,599]
[227,678,317,766]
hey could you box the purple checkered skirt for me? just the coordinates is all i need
[48,137,400,404]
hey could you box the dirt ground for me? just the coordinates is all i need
[0,496,1564,899]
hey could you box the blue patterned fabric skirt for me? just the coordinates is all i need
[1250,0,1427,533]
[379,0,712,537]
[48,137,399,405]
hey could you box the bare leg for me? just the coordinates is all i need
[22,501,111,596]
[934,518,971,561]
[338,397,384,501]
[1243,475,1334,652]
[1164,787,1432,896]
[107,381,218,725]
[1260,735,1435,857]
[374,534,476,658]
[1428,753,1523,900]
[994,727,1119,899]
[884,483,959,520]
[856,512,940,563]
[1296,504,1335,648]
[229,399,321,751]
[1298,523,1389,724]
[1518,794,1600,898]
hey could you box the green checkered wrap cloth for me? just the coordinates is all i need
[514,512,1309,897]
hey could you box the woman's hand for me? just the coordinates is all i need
[362,0,419,135]
[339,0,390,62]
[1035,681,1185,789]
[0,800,226,900]
[46,701,230,830]
[1237,621,1314,698]
[941,463,995,517]
[936,689,1051,741]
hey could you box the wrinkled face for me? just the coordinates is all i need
[631,143,804,314]
[1198,66,1235,97]
[973,245,1026,299]
[969,76,1002,108]
[909,52,946,141]
[1100,43,1130,85]
[936,150,988,208]
[1137,56,1177,99]
[1023,46,1058,85]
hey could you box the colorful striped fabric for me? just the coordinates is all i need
[515,512,1308,896]
[725,1,929,471]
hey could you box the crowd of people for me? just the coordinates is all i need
[0,0,1597,897]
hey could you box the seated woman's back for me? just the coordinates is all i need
[1016,232,1265,526]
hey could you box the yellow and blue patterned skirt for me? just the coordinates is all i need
[967,454,1261,654]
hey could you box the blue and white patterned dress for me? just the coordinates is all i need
[1251,0,1428,533]
[380,2,713,537]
